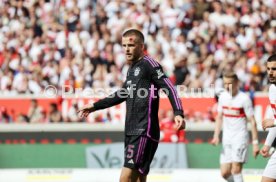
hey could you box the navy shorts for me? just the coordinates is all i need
[124,135,158,175]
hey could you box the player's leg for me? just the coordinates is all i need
[262,157,276,182]
[231,162,243,182]
[119,167,146,182]
[121,135,141,181]
[121,135,154,182]
[231,143,248,182]
[136,136,158,176]
[261,176,276,182]
[220,163,233,181]
[220,144,233,181]
[137,173,147,182]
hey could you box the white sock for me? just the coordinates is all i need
[226,175,234,182]
[233,173,243,182]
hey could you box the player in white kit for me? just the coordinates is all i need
[261,54,276,182]
[211,72,259,182]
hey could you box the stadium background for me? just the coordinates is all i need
[0,0,275,181]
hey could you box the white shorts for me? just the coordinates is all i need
[220,143,248,164]
[263,157,276,179]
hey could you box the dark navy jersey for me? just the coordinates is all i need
[94,55,184,141]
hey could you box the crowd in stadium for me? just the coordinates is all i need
[0,0,275,123]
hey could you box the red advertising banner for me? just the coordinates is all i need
[0,95,271,124]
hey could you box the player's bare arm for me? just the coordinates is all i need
[174,115,186,130]
[261,126,276,158]
[249,116,260,158]
[262,119,276,130]
[260,145,272,158]
[77,104,96,118]
[211,113,223,146]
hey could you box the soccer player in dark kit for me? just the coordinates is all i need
[78,29,186,182]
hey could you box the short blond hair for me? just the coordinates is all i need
[223,72,238,81]
[122,29,144,44]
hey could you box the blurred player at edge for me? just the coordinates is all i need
[78,29,185,182]
[261,54,276,182]
[211,72,259,182]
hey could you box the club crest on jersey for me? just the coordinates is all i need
[134,67,140,76]
[156,69,164,79]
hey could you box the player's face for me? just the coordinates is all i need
[267,61,276,84]
[223,77,238,94]
[122,36,144,63]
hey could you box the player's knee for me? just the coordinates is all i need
[119,174,129,182]
[120,171,131,182]
[260,176,272,182]
[231,164,242,174]
[221,170,231,179]
[137,175,147,182]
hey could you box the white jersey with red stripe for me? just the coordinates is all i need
[262,84,276,179]
[269,84,276,159]
[269,84,276,120]
[218,91,254,144]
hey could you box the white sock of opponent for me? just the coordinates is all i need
[233,173,243,182]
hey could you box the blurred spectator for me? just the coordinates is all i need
[67,100,84,122]
[48,103,62,123]
[0,0,275,123]
[0,107,13,123]
[16,113,29,124]
[174,56,190,85]
[27,99,43,123]
[0,0,274,95]
[159,110,185,143]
